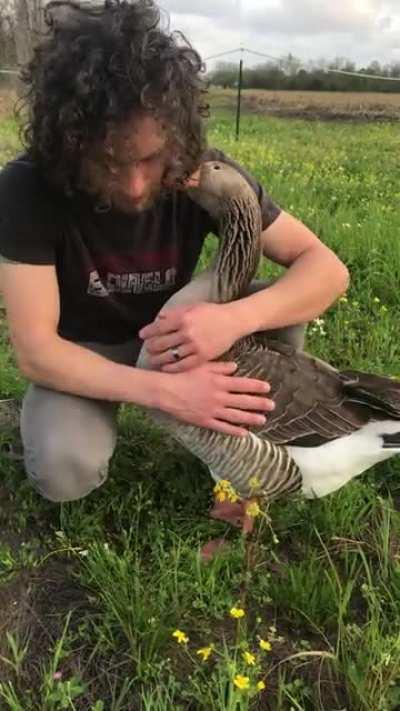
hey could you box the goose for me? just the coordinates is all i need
[137,161,400,512]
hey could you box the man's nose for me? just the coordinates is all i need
[126,162,147,200]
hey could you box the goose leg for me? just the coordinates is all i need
[200,498,257,562]
[208,499,255,534]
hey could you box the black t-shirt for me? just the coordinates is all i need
[0,148,281,344]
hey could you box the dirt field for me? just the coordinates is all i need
[209,87,400,121]
[2,85,400,122]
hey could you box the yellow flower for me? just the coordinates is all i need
[245,501,261,518]
[257,680,266,691]
[259,638,272,652]
[196,645,214,661]
[230,607,245,619]
[339,295,348,303]
[233,675,250,690]
[242,651,256,666]
[172,629,188,644]
[249,476,261,490]
[213,479,239,503]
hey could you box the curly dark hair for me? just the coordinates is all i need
[19,0,209,194]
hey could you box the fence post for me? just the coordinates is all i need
[235,56,243,141]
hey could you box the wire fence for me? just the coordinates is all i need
[204,47,400,82]
[2,47,400,138]
[3,45,400,81]
[202,48,400,137]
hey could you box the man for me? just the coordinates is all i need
[0,0,349,503]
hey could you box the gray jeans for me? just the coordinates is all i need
[21,287,306,503]
[21,339,142,502]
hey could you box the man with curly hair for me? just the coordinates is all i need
[0,0,349,502]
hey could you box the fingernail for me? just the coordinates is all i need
[268,400,275,410]
[257,415,266,425]
[264,383,270,392]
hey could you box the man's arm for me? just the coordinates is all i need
[0,262,273,436]
[0,262,175,406]
[225,211,349,336]
[141,211,349,372]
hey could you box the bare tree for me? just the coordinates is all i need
[14,0,32,65]
[0,0,16,65]
[12,0,45,66]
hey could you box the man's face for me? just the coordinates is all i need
[82,113,169,214]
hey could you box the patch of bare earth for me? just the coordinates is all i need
[0,560,85,674]
[0,557,134,708]
[210,88,400,121]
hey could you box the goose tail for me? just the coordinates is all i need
[341,369,400,420]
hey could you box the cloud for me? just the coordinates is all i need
[377,16,392,30]
[160,0,400,68]
[245,0,382,36]
[160,0,237,20]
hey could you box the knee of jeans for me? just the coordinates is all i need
[25,434,113,503]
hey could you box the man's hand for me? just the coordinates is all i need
[139,302,242,372]
[161,361,275,437]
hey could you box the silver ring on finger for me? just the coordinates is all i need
[170,347,180,362]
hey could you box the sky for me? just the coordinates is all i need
[158,0,400,71]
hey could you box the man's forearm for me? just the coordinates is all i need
[227,245,349,336]
[17,335,170,409]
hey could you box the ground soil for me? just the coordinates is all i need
[210,87,400,121]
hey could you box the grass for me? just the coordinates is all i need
[2,104,400,708]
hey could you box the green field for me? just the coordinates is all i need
[2,110,400,709]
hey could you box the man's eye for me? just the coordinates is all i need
[94,158,117,172]
[144,153,162,164]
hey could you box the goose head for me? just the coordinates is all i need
[185,160,263,303]
[185,161,259,218]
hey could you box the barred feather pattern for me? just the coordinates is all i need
[214,196,262,303]
[166,417,302,500]
[151,339,303,501]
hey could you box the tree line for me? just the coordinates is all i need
[209,55,400,93]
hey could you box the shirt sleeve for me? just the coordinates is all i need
[204,148,281,231]
[0,158,59,265]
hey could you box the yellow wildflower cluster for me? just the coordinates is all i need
[213,479,239,503]
[171,611,273,698]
